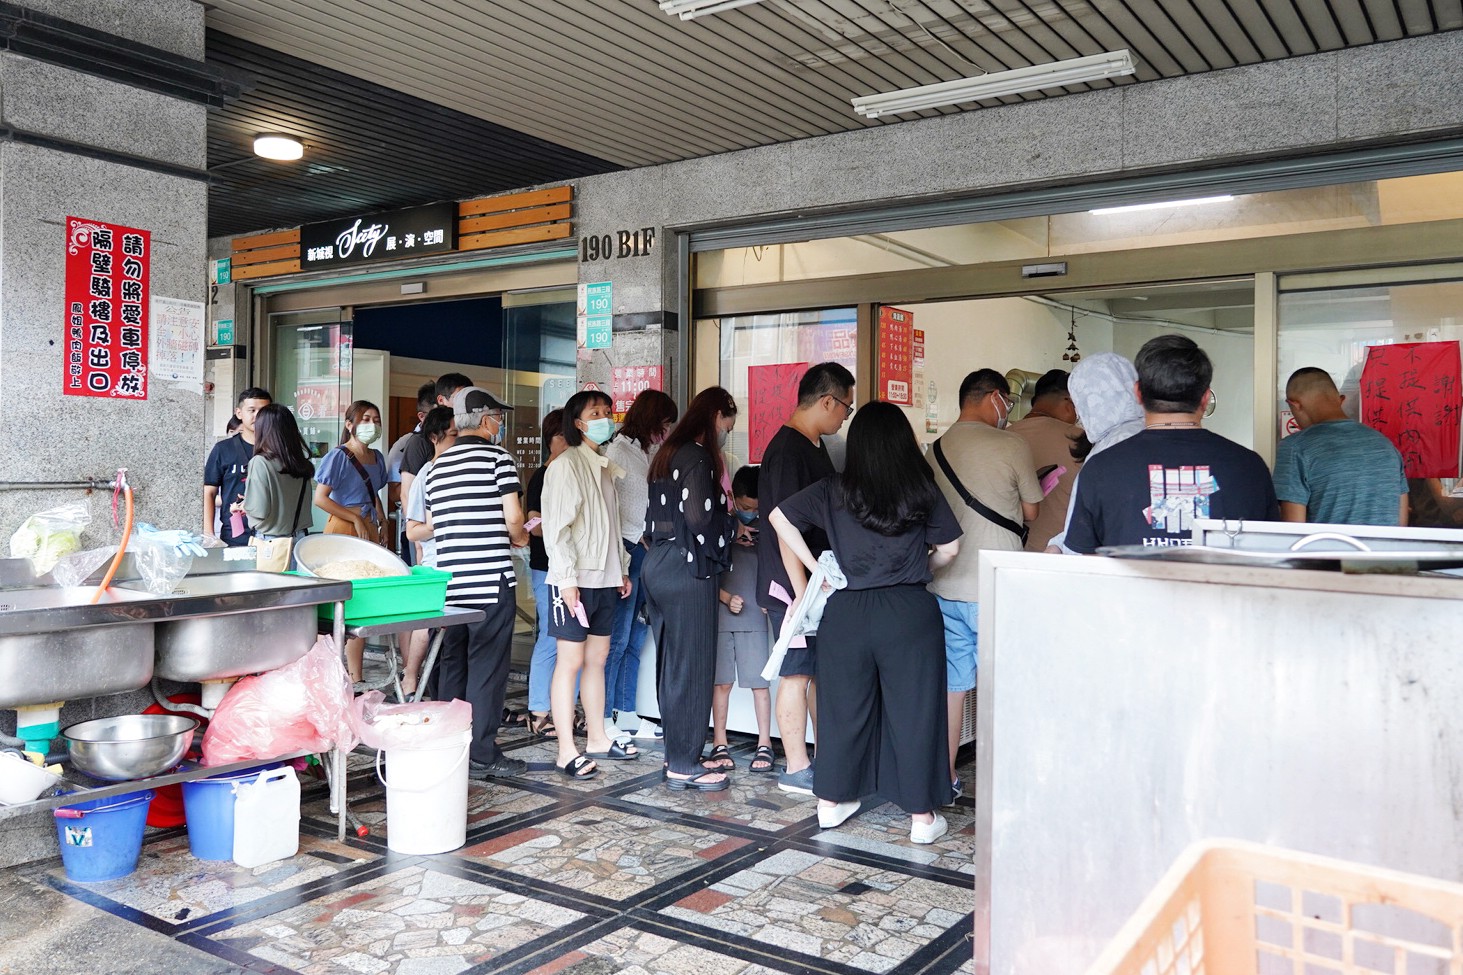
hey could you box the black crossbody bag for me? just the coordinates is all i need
[931,438,1029,547]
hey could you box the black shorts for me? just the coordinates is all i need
[769,606,817,678]
[548,585,620,641]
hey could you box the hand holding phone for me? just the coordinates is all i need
[523,516,542,532]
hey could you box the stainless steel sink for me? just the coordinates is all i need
[117,572,351,682]
[0,587,156,708]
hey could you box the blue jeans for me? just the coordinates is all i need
[603,540,647,717]
[529,569,557,713]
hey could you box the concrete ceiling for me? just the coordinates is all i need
[202,0,1463,236]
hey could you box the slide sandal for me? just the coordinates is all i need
[587,740,640,761]
[664,769,729,792]
[557,754,599,779]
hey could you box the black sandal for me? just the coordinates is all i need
[557,754,598,779]
[587,740,640,761]
[749,745,776,774]
[664,769,729,792]
[572,710,589,736]
[502,708,529,728]
[705,744,735,771]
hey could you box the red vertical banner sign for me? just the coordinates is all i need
[611,365,664,421]
[748,362,808,463]
[878,306,914,405]
[64,217,150,399]
[1359,341,1462,478]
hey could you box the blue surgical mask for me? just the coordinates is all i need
[735,509,757,525]
[585,418,614,444]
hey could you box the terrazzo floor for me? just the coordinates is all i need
[1,689,978,975]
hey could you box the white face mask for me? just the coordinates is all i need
[993,396,1010,431]
[354,422,380,445]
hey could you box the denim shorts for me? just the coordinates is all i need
[936,596,978,693]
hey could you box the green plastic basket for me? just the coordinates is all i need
[316,565,451,622]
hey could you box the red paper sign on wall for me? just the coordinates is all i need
[748,362,808,464]
[64,216,150,399]
[878,306,914,405]
[612,365,664,420]
[1359,341,1462,478]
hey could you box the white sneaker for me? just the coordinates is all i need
[910,813,948,845]
[817,800,860,829]
[631,719,661,740]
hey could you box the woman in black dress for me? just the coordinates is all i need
[641,386,739,791]
[768,401,962,843]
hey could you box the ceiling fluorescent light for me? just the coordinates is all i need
[253,133,303,161]
[1089,195,1234,215]
[659,0,766,20]
[851,50,1135,118]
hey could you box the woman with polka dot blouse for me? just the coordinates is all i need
[642,386,740,791]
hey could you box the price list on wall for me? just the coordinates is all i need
[877,306,914,405]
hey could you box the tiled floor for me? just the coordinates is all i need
[3,691,977,975]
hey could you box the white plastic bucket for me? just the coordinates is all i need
[375,728,470,855]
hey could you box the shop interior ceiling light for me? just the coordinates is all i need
[658,0,766,20]
[851,50,1135,118]
[253,134,304,161]
[1089,195,1235,215]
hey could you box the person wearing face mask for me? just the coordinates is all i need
[601,389,679,741]
[641,386,740,792]
[541,389,638,780]
[927,369,1042,803]
[314,399,391,682]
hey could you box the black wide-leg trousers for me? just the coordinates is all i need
[642,541,719,775]
[814,584,949,814]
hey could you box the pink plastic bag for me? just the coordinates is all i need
[350,691,472,751]
[202,635,359,765]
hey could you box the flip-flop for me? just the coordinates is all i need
[557,754,598,779]
[704,744,735,771]
[586,740,640,761]
[664,769,729,792]
[749,745,776,774]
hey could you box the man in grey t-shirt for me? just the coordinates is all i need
[1274,367,1409,527]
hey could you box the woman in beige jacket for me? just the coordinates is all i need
[542,389,638,779]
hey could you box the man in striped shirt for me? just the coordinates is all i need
[423,386,530,778]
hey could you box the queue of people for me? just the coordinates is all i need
[201,337,1412,820]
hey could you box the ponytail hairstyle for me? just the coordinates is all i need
[649,386,737,487]
[840,401,939,536]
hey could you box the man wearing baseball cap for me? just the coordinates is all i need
[422,386,530,778]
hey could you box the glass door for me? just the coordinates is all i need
[270,308,353,532]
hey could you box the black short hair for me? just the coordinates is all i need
[1135,335,1212,413]
[958,369,1006,408]
[561,389,613,447]
[732,465,758,499]
[435,373,473,401]
[421,406,454,442]
[797,362,855,407]
[237,386,271,406]
[1032,369,1069,400]
[416,381,438,413]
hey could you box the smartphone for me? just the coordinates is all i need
[523,516,542,532]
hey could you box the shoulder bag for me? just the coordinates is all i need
[931,438,1029,546]
[254,476,309,572]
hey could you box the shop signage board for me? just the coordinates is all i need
[1360,340,1462,477]
[64,216,150,399]
[211,258,231,285]
[748,362,808,463]
[152,296,205,393]
[578,281,612,349]
[878,306,914,405]
[612,366,664,420]
[215,319,235,346]
[299,202,457,271]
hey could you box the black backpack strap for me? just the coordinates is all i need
[932,438,1030,546]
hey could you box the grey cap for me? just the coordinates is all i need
[451,386,513,419]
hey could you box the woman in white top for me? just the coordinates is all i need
[600,390,678,742]
[542,389,638,780]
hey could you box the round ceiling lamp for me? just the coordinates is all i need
[253,134,303,161]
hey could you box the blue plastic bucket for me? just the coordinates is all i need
[53,790,154,882]
[181,765,277,861]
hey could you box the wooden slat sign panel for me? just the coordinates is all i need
[232,227,301,281]
[458,185,573,254]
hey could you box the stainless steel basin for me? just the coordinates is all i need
[0,587,156,708]
[119,572,349,682]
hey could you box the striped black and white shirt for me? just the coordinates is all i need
[423,436,520,606]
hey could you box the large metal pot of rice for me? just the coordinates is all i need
[294,535,410,579]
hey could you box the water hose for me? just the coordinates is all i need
[90,469,133,604]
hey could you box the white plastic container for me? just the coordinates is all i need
[231,766,300,868]
[0,751,60,805]
[375,728,470,855]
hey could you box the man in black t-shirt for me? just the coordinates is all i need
[757,361,855,796]
[1066,335,1278,553]
[399,372,474,536]
[203,386,271,546]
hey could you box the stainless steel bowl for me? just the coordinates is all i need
[293,534,410,579]
[63,714,199,781]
